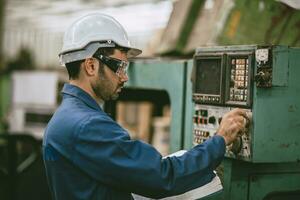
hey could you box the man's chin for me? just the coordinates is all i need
[111,93,119,100]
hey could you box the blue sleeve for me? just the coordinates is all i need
[72,114,225,199]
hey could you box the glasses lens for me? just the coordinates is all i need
[116,61,128,76]
[94,53,128,76]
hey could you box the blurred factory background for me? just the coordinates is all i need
[0,0,299,199]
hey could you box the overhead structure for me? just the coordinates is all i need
[155,0,300,56]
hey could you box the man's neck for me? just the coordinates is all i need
[69,80,104,105]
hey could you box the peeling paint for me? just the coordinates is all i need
[288,105,296,112]
[279,143,290,148]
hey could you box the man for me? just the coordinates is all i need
[43,13,247,200]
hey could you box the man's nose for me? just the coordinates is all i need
[119,73,129,82]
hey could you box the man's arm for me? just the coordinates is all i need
[72,109,246,198]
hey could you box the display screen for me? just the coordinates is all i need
[195,58,222,95]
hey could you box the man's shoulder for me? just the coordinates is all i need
[45,100,101,135]
[51,100,116,133]
[59,97,103,119]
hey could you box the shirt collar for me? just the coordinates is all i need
[61,83,102,111]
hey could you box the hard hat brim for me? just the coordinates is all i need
[128,48,142,58]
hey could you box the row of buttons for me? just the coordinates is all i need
[233,74,248,81]
[193,95,220,102]
[195,109,208,117]
[231,89,248,95]
[194,116,220,125]
[234,64,248,70]
[230,94,248,101]
[233,69,248,76]
[194,129,210,137]
[231,58,248,65]
[193,116,208,124]
[235,81,248,88]
[194,137,207,144]
[230,87,248,101]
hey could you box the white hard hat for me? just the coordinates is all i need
[59,13,142,66]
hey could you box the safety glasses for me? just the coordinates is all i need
[93,52,128,77]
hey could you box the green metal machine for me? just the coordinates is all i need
[189,45,300,199]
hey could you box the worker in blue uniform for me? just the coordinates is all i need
[43,13,248,200]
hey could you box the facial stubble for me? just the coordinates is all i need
[91,66,119,101]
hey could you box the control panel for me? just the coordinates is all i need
[191,45,300,163]
[192,46,256,161]
[193,104,251,161]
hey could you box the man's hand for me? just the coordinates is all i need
[217,108,248,145]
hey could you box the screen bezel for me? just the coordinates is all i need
[193,54,225,105]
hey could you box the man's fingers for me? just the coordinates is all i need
[231,108,248,118]
[230,119,246,135]
[229,109,251,127]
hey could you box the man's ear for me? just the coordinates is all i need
[83,58,97,76]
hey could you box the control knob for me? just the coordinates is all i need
[230,136,243,155]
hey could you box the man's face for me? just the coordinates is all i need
[91,49,128,102]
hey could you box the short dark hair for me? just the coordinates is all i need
[65,60,83,80]
[65,47,125,80]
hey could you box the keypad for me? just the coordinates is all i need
[229,58,249,102]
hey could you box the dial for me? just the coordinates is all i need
[256,49,269,64]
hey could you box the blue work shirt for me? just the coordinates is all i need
[43,83,226,200]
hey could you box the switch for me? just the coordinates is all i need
[231,136,242,154]
[193,116,197,123]
[205,132,210,137]
[218,117,222,124]
[200,109,208,117]
[208,116,216,124]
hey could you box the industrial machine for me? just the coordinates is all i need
[8,71,65,139]
[190,45,300,199]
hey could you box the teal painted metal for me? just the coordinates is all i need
[198,159,300,200]
[253,46,300,163]
[126,59,189,152]
[249,173,300,200]
[183,60,194,149]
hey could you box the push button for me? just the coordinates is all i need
[208,116,216,124]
